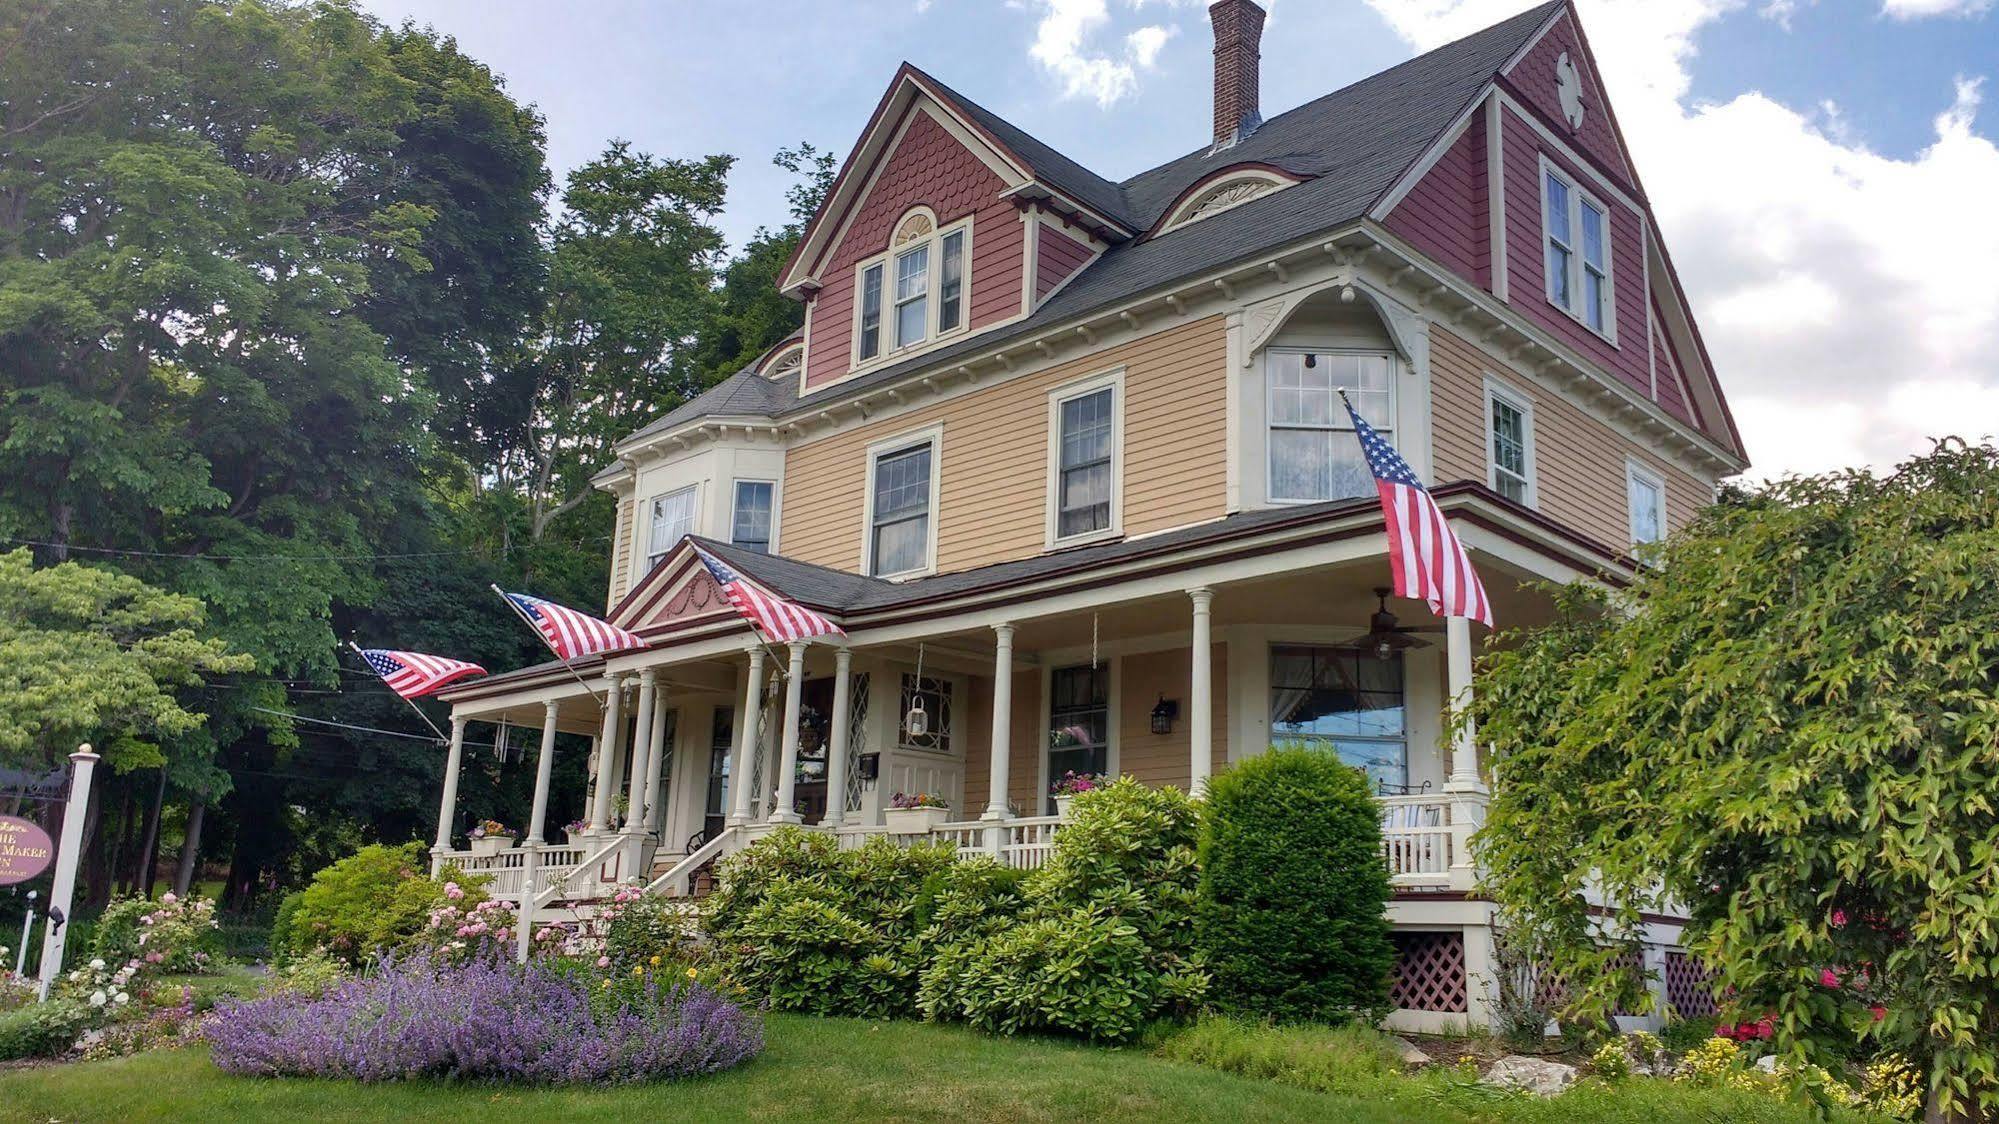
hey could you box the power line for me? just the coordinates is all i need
[1,538,482,563]
[250,707,446,744]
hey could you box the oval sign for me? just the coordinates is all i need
[0,815,55,886]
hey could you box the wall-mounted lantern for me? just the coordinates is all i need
[1149,696,1181,736]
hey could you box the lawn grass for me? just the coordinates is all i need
[0,1012,1887,1124]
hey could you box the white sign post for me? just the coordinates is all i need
[37,745,99,1001]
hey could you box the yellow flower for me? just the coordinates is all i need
[649,955,661,966]
[686,967,698,979]
[631,965,642,976]
[600,980,610,989]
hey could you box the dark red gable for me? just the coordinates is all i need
[1500,9,1631,187]
[1383,113,1490,290]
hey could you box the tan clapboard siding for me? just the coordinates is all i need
[780,317,1228,573]
[1116,645,1228,792]
[962,670,1043,814]
[607,495,636,610]
[1430,326,1714,547]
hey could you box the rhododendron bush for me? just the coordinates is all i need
[205,952,763,1084]
[1468,442,1999,1121]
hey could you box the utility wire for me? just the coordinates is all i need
[1,538,481,563]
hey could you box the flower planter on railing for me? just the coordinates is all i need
[469,834,516,857]
[883,806,953,834]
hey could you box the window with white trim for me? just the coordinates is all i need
[645,485,697,572]
[854,211,970,367]
[868,439,935,577]
[1266,350,1394,504]
[1542,163,1613,338]
[730,480,774,554]
[1626,461,1665,547]
[1047,372,1121,544]
[1484,380,1535,506]
[1046,665,1110,813]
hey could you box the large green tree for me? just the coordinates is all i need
[1471,440,1999,1121]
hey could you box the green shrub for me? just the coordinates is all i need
[1195,749,1394,1024]
[90,892,221,973]
[601,892,701,972]
[271,843,483,965]
[0,999,90,1061]
[918,778,1208,1041]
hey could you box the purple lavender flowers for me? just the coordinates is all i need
[205,953,763,1084]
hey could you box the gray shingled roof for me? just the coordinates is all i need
[615,2,1558,453]
[917,68,1141,230]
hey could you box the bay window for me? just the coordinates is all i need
[645,485,697,573]
[1267,350,1393,503]
[731,480,774,553]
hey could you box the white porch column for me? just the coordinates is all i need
[623,668,658,834]
[983,623,1017,819]
[643,688,671,833]
[517,699,559,962]
[823,646,854,828]
[602,679,629,819]
[768,641,809,824]
[430,715,468,874]
[1444,616,1485,793]
[728,645,767,826]
[1444,615,1487,891]
[1189,588,1215,797]
[587,677,624,831]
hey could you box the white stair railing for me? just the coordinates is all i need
[645,827,738,898]
[534,834,636,909]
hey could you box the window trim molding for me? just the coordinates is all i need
[860,421,945,580]
[1043,366,1126,550]
[1262,346,1400,507]
[849,207,974,374]
[1482,374,1538,509]
[1624,457,1666,548]
[728,478,780,555]
[643,482,701,575]
[1036,657,1120,815]
[1538,154,1617,346]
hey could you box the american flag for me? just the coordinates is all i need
[693,543,846,644]
[1343,397,1493,628]
[358,648,487,699]
[501,591,647,660]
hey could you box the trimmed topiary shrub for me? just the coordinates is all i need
[1195,748,1394,1024]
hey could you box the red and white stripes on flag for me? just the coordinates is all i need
[1343,398,1494,628]
[693,544,846,644]
[357,648,487,699]
[501,591,647,660]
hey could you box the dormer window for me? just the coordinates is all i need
[762,342,803,381]
[856,209,970,366]
[1155,167,1299,235]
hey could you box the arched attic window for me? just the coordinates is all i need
[1155,166,1300,235]
[855,206,970,364]
[762,342,803,381]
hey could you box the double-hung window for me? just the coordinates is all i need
[869,438,935,577]
[1049,373,1120,544]
[1627,461,1665,548]
[1047,665,1110,813]
[855,212,970,367]
[1485,380,1534,505]
[1267,350,1393,503]
[645,485,697,572]
[1543,163,1613,338]
[731,480,774,554]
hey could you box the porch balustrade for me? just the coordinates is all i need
[439,843,588,901]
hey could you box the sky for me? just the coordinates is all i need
[355,0,1999,481]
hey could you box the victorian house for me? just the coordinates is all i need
[434,0,1746,1030]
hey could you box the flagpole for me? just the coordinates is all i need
[346,641,451,744]
[488,584,608,706]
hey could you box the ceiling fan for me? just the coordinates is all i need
[1336,588,1444,661]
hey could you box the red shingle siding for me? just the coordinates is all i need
[1383,114,1489,289]
[803,108,1025,389]
[1504,11,1631,185]
[1035,223,1095,302]
[1500,109,1650,399]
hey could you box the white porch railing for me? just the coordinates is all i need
[440,844,587,902]
[831,815,1066,871]
[647,827,741,898]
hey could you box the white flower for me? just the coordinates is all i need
[88,958,105,971]
[114,991,130,1005]
[89,990,106,1007]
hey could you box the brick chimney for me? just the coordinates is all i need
[1210,0,1266,149]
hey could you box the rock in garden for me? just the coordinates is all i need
[1390,1036,1432,1066]
[1484,1055,1578,1097]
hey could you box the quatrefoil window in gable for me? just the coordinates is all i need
[1156,167,1299,235]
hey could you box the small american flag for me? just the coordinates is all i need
[693,544,846,644]
[358,648,487,699]
[1343,396,1493,628]
[502,591,646,660]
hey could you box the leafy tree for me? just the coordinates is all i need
[690,143,837,384]
[0,549,247,772]
[1470,440,1999,1121]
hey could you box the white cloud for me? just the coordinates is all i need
[1021,0,1181,107]
[1363,0,1999,480]
[1881,0,1994,18]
